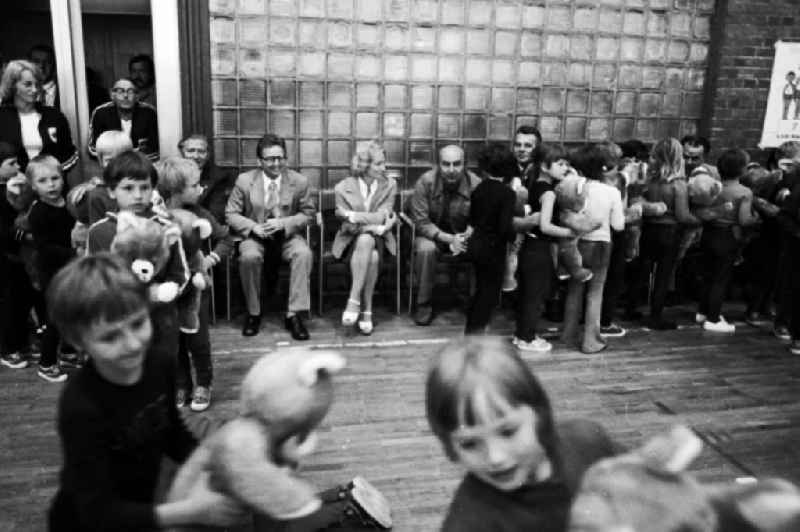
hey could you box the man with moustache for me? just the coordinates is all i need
[88,78,159,161]
[409,145,480,325]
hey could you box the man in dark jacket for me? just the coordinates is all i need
[88,78,158,161]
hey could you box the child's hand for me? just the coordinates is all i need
[652,202,668,216]
[5,174,26,196]
[202,254,218,271]
[67,182,97,205]
[187,473,249,527]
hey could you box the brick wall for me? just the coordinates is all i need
[705,0,799,160]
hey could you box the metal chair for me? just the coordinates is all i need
[399,201,475,315]
[316,188,403,315]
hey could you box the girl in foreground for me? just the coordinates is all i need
[425,337,618,531]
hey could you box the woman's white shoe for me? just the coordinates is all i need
[357,312,373,335]
[342,298,360,326]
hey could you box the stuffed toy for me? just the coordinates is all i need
[167,208,212,334]
[554,175,598,281]
[569,425,800,532]
[502,176,529,292]
[687,169,723,207]
[165,348,392,531]
[111,211,182,304]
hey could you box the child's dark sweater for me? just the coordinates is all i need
[49,345,197,531]
[28,199,74,282]
[441,419,617,532]
[467,178,515,263]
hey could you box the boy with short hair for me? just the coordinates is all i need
[156,156,233,411]
[27,154,75,382]
[46,254,245,530]
[87,149,189,361]
[67,130,133,253]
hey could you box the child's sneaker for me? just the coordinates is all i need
[176,388,189,408]
[59,352,84,369]
[516,336,552,353]
[703,316,735,333]
[573,268,593,283]
[600,324,627,337]
[774,325,791,342]
[790,340,800,356]
[37,364,67,383]
[190,386,212,412]
[1,352,29,369]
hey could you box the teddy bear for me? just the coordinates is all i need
[167,208,212,334]
[687,170,723,207]
[165,348,392,531]
[568,425,800,532]
[110,210,183,304]
[554,175,600,282]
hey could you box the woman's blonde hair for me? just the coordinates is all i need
[650,137,685,182]
[0,60,40,105]
[350,139,385,176]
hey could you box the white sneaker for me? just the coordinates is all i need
[516,337,552,353]
[703,317,735,333]
[695,313,707,324]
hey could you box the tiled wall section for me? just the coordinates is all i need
[209,0,714,189]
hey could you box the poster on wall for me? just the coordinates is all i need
[760,41,800,147]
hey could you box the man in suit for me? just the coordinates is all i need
[409,145,481,325]
[88,78,159,161]
[225,133,315,339]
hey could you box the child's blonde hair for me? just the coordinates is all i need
[155,156,201,201]
[425,337,558,462]
[95,130,133,159]
[650,137,685,182]
[25,154,61,182]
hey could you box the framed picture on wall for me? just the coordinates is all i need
[760,40,800,147]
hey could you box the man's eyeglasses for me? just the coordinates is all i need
[112,88,137,96]
[260,156,286,163]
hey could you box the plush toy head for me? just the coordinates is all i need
[111,211,178,284]
[240,348,346,465]
[568,425,800,532]
[168,208,212,258]
[688,170,723,207]
[555,175,589,212]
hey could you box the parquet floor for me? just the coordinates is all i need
[1,304,800,531]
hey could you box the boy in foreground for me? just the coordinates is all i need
[47,254,244,530]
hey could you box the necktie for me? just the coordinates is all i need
[266,180,278,218]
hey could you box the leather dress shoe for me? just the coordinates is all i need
[242,314,261,337]
[412,304,434,326]
[285,314,310,341]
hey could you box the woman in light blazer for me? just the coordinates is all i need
[333,140,397,334]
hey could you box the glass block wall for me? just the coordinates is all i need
[208,0,715,190]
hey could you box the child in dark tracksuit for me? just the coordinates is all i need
[464,145,516,335]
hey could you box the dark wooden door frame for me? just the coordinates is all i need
[177,0,212,143]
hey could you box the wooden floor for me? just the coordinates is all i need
[2,303,800,531]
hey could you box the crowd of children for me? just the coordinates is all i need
[468,136,800,358]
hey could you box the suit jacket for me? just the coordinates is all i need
[87,102,159,161]
[225,168,315,239]
[333,175,397,259]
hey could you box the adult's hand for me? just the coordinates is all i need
[263,219,284,236]
[450,233,468,255]
[250,224,269,239]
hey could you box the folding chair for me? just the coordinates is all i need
[316,188,403,315]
